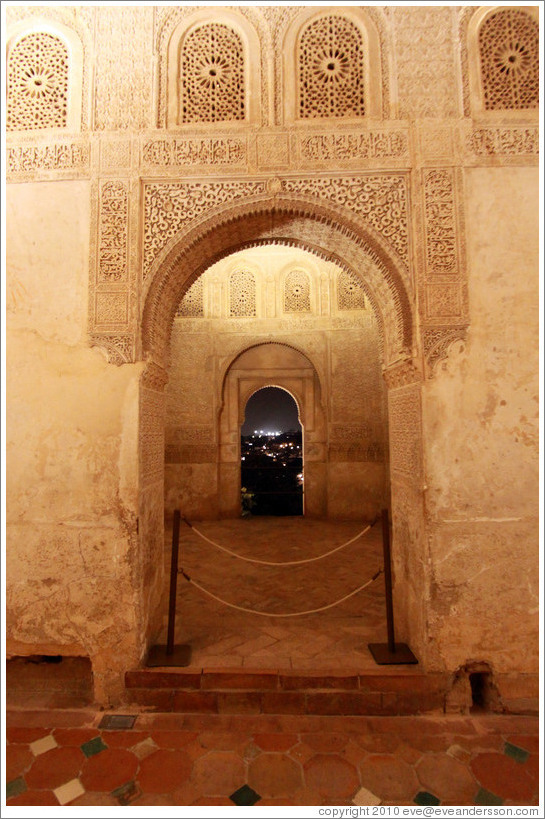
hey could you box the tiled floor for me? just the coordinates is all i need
[159,517,395,671]
[5,708,540,808]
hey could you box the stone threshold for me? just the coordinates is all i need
[124,667,450,715]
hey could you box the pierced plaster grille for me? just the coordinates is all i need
[176,278,204,317]
[180,24,245,123]
[298,16,365,119]
[230,270,256,316]
[338,271,366,310]
[479,10,539,110]
[284,270,311,313]
[7,32,69,131]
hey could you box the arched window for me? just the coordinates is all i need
[165,10,261,128]
[180,23,245,124]
[298,15,365,119]
[7,31,69,131]
[478,8,539,110]
[6,20,85,132]
[284,269,311,313]
[283,9,382,123]
[337,270,366,311]
[230,270,256,317]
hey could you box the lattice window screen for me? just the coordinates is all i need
[229,270,256,316]
[298,16,365,119]
[7,32,69,131]
[337,271,366,310]
[478,10,539,110]
[284,270,311,313]
[176,278,204,317]
[180,23,245,123]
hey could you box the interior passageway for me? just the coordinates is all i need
[158,516,398,673]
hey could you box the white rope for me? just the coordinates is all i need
[179,568,383,617]
[182,518,376,566]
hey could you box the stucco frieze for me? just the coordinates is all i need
[6,139,90,180]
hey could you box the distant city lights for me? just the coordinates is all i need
[253,429,282,437]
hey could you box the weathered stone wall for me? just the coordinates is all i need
[6,181,144,703]
[421,166,539,674]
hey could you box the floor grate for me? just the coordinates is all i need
[98,714,137,730]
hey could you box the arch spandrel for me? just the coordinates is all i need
[141,194,414,369]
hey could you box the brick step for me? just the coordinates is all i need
[124,668,450,715]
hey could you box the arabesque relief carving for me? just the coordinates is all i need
[7,141,90,176]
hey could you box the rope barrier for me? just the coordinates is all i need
[181,517,378,567]
[178,568,383,617]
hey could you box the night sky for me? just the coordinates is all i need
[241,387,300,435]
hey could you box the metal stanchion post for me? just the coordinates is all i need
[147,509,191,667]
[368,508,418,665]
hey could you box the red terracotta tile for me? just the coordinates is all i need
[7,790,59,806]
[291,786,323,805]
[80,748,138,792]
[125,670,201,689]
[355,732,400,753]
[128,689,174,710]
[416,753,478,803]
[192,797,234,805]
[195,731,252,754]
[52,728,100,746]
[304,754,359,798]
[249,752,304,798]
[258,798,295,805]
[102,731,149,748]
[302,732,349,753]
[6,727,51,744]
[131,793,179,805]
[280,674,359,690]
[6,744,34,780]
[261,692,306,714]
[191,750,245,796]
[470,752,535,803]
[201,671,278,689]
[25,746,85,790]
[358,753,419,803]
[149,730,198,748]
[217,692,262,714]
[137,749,192,793]
[306,692,382,716]
[253,733,299,752]
[172,691,217,713]
[69,792,120,806]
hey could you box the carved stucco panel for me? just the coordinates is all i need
[388,384,423,480]
[94,5,153,131]
[142,180,269,280]
[393,5,459,119]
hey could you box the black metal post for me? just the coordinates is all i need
[166,509,181,655]
[368,508,418,665]
[381,507,396,653]
[146,510,191,667]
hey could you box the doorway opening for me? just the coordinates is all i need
[241,387,303,516]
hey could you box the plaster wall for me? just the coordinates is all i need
[421,167,539,674]
[6,181,143,703]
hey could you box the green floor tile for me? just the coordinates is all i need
[230,784,261,806]
[474,787,503,806]
[6,777,27,800]
[414,791,440,806]
[81,736,108,758]
[112,780,141,805]
[504,741,530,764]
